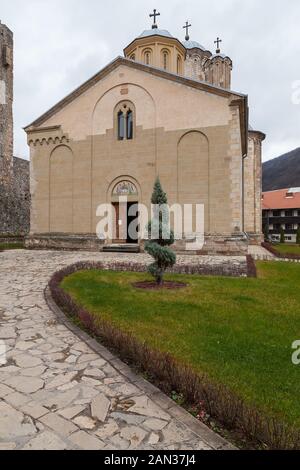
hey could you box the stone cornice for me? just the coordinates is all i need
[27,126,69,147]
[249,129,266,142]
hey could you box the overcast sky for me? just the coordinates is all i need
[1,0,300,162]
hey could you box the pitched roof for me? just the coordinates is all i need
[24,56,248,152]
[262,188,300,210]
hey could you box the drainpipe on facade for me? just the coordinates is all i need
[242,153,248,238]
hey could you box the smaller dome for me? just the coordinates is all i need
[182,40,206,51]
[211,53,230,60]
[138,29,174,39]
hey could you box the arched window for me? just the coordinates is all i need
[115,102,135,141]
[130,54,135,61]
[162,50,170,71]
[143,49,152,66]
[177,56,182,75]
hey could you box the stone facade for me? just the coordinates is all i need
[0,21,30,235]
[25,26,264,254]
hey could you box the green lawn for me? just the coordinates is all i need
[274,244,300,256]
[61,262,300,429]
[0,242,24,251]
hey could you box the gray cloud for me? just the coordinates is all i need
[1,0,299,161]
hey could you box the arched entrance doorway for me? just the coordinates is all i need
[111,180,139,244]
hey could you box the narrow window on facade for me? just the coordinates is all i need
[164,53,167,69]
[177,56,182,74]
[118,111,125,141]
[163,51,169,70]
[130,54,136,61]
[127,110,133,140]
[143,50,152,65]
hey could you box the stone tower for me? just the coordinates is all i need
[205,52,232,89]
[0,21,13,185]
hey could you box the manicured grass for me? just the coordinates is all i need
[61,262,300,429]
[0,242,24,251]
[274,244,300,256]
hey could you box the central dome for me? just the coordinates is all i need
[124,28,186,75]
[138,29,174,39]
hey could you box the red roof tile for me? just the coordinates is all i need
[262,189,300,210]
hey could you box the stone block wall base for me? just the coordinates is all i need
[25,234,105,252]
[0,235,24,243]
[26,233,249,255]
[173,234,249,256]
[246,233,264,246]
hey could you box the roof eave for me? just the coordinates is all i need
[24,56,247,131]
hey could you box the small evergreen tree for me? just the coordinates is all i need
[145,178,176,285]
[296,226,300,245]
[280,226,285,244]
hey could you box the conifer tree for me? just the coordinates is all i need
[145,178,176,285]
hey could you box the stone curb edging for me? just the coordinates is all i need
[252,255,300,263]
[44,285,236,451]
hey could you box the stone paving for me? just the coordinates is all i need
[248,245,274,260]
[0,250,237,451]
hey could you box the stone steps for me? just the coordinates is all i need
[103,244,140,254]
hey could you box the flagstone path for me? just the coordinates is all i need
[0,250,237,450]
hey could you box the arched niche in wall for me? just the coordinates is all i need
[49,145,73,233]
[177,131,209,231]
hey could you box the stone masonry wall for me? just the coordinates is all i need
[0,156,30,235]
[0,21,13,184]
[0,22,30,235]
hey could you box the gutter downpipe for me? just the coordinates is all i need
[242,153,248,239]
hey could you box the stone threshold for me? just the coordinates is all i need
[44,285,236,451]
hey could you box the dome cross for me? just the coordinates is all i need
[149,9,160,29]
[183,21,192,41]
[214,37,222,53]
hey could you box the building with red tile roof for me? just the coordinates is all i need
[262,188,300,243]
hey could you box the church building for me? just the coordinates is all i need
[25,11,265,254]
